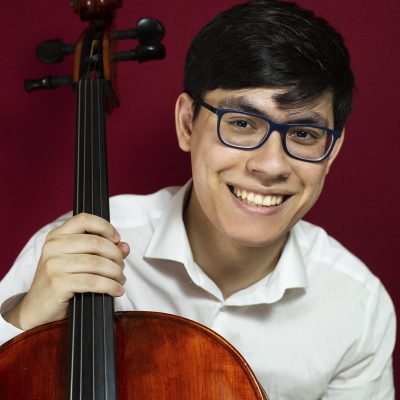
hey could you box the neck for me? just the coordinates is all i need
[184,188,288,299]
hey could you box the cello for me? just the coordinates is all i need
[0,2,269,399]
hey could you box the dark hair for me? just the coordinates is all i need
[184,0,355,131]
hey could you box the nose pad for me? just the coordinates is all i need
[246,131,291,179]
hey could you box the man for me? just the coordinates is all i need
[0,1,396,398]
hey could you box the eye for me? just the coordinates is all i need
[292,130,313,138]
[223,115,258,130]
[233,119,251,128]
[287,127,322,143]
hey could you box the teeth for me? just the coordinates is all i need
[254,194,263,205]
[232,187,284,207]
[262,196,272,206]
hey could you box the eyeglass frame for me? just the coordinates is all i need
[197,99,342,163]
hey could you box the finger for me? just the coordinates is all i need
[116,241,130,258]
[66,273,125,297]
[45,254,126,285]
[48,213,121,243]
[44,233,124,265]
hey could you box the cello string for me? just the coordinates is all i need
[80,76,89,400]
[98,74,103,219]
[91,78,94,222]
[97,78,109,399]
[91,78,96,399]
[70,78,82,400]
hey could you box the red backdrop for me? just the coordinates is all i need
[1,0,398,389]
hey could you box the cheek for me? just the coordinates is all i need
[190,136,244,223]
[190,131,241,182]
[298,164,328,207]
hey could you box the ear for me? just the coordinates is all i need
[325,128,345,175]
[175,92,194,152]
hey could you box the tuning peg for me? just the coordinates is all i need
[111,43,165,63]
[25,75,73,92]
[36,39,75,64]
[112,18,165,45]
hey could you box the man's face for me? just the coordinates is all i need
[176,87,343,248]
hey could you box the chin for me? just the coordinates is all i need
[224,228,288,249]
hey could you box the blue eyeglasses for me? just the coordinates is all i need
[198,100,342,163]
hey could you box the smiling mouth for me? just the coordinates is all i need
[228,185,289,207]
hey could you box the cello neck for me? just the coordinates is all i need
[69,76,118,400]
[74,78,110,220]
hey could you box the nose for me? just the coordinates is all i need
[245,131,291,181]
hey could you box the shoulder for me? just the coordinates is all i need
[293,220,395,328]
[293,220,396,364]
[109,186,181,229]
[294,220,379,288]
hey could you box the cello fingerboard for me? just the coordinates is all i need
[69,78,117,400]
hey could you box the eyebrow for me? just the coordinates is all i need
[217,96,329,127]
[287,111,329,127]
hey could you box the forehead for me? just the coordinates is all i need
[204,87,334,125]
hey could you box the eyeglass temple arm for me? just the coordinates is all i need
[197,100,217,114]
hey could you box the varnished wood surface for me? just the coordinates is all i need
[0,320,69,399]
[0,311,269,399]
[72,0,122,21]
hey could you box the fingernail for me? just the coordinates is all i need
[122,242,130,254]
[114,231,121,242]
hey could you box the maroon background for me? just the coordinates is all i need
[1,0,398,389]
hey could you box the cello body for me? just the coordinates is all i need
[0,312,268,399]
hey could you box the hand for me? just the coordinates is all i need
[4,213,130,330]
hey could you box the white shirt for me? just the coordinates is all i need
[0,182,396,399]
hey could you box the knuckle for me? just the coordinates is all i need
[75,212,91,227]
[42,255,58,272]
[109,282,124,297]
[114,268,125,284]
[49,275,63,291]
[115,252,124,265]
[41,241,51,258]
[76,212,89,221]
[42,236,63,259]
[45,225,62,242]
[42,239,56,256]
[45,231,54,241]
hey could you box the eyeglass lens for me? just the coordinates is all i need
[219,112,333,160]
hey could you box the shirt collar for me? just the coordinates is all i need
[144,180,309,305]
[144,180,197,271]
[227,229,309,306]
